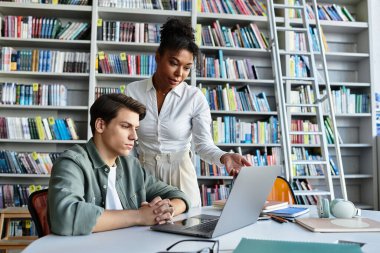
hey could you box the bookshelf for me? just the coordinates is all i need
[0,0,378,210]
[0,1,92,209]
[0,207,37,252]
[280,0,377,210]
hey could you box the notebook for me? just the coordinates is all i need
[233,238,362,253]
[150,166,281,238]
[264,206,309,217]
[296,217,380,232]
[213,199,288,211]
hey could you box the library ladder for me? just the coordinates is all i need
[267,0,347,201]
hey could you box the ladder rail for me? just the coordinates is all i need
[267,0,292,181]
[310,0,348,200]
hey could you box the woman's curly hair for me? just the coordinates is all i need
[157,18,199,60]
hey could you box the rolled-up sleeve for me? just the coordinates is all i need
[48,157,104,236]
[192,89,227,167]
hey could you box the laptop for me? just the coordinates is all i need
[151,166,280,238]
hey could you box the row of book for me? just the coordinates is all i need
[312,4,355,22]
[291,147,339,177]
[290,85,371,114]
[289,1,355,22]
[289,84,316,113]
[1,16,89,40]
[289,55,310,78]
[0,116,80,140]
[291,119,319,145]
[198,22,268,49]
[0,150,59,174]
[0,47,90,73]
[199,84,271,112]
[0,82,68,106]
[198,50,259,79]
[199,0,266,16]
[0,0,89,4]
[97,52,157,76]
[200,183,231,206]
[324,117,343,145]
[291,179,318,205]
[98,0,192,11]
[0,184,47,209]
[290,117,344,145]
[196,147,282,177]
[247,147,282,167]
[291,147,323,177]
[196,155,227,177]
[7,219,38,237]
[329,88,370,114]
[211,116,279,144]
[95,86,126,99]
[288,26,328,53]
[97,21,160,43]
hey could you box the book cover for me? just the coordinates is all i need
[265,206,310,217]
[233,238,361,253]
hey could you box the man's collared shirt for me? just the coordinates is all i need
[48,138,190,236]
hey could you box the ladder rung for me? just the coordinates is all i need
[289,131,323,135]
[277,27,308,33]
[286,103,318,108]
[280,50,312,56]
[283,77,316,81]
[292,160,329,165]
[273,4,304,10]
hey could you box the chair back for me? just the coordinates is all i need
[267,176,297,204]
[28,189,50,237]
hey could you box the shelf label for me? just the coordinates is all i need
[32,152,38,161]
[98,51,105,60]
[120,53,127,61]
[120,85,126,93]
[48,117,55,125]
[29,185,36,194]
[97,19,102,27]
[32,83,39,92]
[25,220,31,228]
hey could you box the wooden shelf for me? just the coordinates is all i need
[0,207,37,251]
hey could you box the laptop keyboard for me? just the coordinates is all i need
[184,219,219,233]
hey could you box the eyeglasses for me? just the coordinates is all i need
[157,239,219,253]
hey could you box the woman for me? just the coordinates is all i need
[126,18,251,207]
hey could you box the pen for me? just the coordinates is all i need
[268,214,288,224]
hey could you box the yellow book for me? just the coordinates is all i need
[34,116,46,140]
[212,120,219,143]
[197,0,202,12]
[195,24,202,46]
[65,118,79,140]
[320,27,329,52]
[226,84,236,111]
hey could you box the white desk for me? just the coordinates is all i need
[23,207,380,253]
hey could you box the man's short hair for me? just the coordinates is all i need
[90,94,146,134]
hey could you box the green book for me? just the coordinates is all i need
[233,238,362,253]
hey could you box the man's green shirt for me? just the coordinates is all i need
[48,138,190,235]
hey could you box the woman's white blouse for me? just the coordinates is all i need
[126,77,226,166]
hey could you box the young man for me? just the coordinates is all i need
[48,94,190,236]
